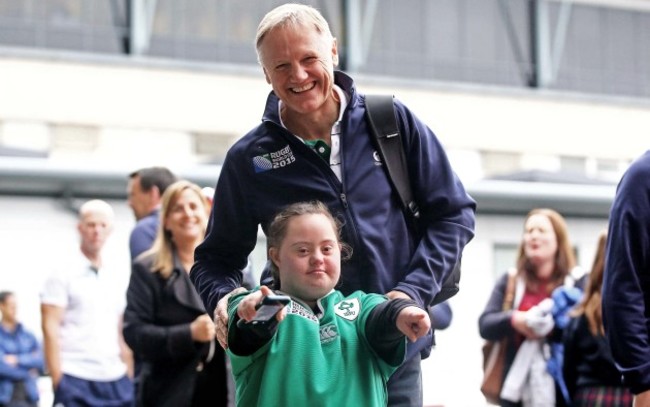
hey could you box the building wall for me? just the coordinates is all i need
[2,0,649,99]
[1,53,649,184]
[1,2,647,403]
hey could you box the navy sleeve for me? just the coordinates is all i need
[366,298,420,365]
[129,226,155,261]
[191,148,260,315]
[602,151,650,394]
[391,99,476,307]
[478,273,516,341]
[226,292,276,356]
[429,301,453,331]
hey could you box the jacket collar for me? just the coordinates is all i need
[168,252,206,313]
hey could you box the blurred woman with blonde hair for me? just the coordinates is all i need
[123,180,228,407]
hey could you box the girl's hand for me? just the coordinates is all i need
[396,306,431,342]
[237,286,286,323]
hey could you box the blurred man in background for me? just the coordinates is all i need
[127,166,178,261]
[41,199,133,407]
[0,290,43,407]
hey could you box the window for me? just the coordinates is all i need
[482,150,521,177]
[560,155,586,175]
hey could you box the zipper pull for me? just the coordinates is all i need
[340,193,348,209]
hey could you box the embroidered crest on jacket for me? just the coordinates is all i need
[334,298,360,321]
[253,145,296,173]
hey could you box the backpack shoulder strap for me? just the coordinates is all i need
[502,268,518,311]
[365,94,459,307]
[364,94,420,220]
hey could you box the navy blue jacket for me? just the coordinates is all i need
[124,255,228,407]
[191,71,475,338]
[130,209,160,261]
[602,150,650,394]
[0,322,43,404]
[563,314,627,398]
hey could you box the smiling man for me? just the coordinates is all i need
[190,4,476,406]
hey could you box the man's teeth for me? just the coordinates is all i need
[292,83,315,93]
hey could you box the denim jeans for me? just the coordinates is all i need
[386,353,422,407]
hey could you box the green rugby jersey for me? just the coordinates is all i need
[227,290,406,407]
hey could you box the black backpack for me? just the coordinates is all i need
[365,94,461,306]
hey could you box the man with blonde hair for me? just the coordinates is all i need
[41,199,133,407]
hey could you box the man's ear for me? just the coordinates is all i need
[151,186,161,201]
[269,247,280,269]
[331,38,339,67]
[263,67,271,85]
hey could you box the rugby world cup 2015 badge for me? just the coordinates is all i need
[253,145,296,173]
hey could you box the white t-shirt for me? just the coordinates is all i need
[41,253,127,381]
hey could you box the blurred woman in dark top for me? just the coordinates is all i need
[123,180,228,407]
[563,230,632,407]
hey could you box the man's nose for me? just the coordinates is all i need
[290,62,308,81]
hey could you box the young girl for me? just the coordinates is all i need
[227,201,431,407]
